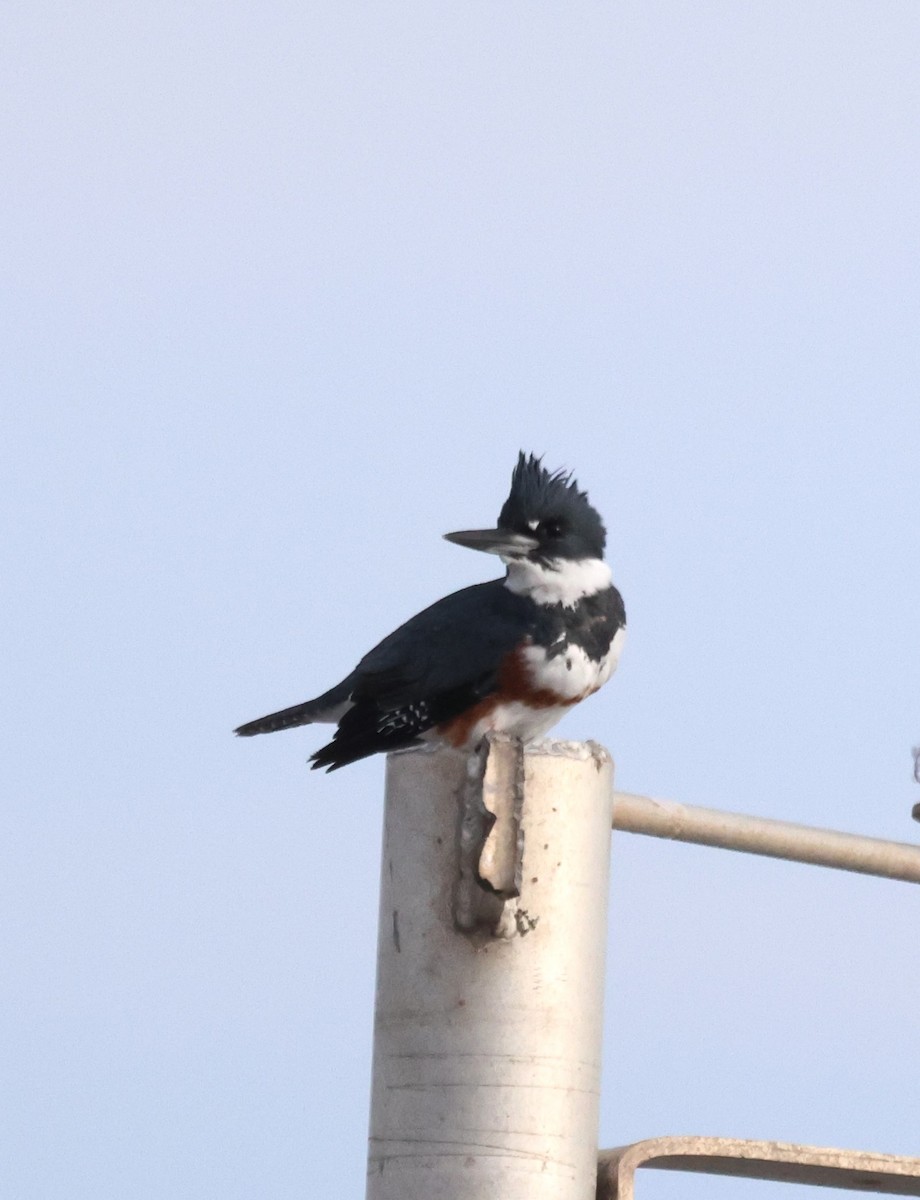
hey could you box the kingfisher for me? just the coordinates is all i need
[235,453,626,771]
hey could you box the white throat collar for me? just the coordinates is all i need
[503,556,611,608]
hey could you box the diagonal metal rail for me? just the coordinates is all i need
[612,792,920,884]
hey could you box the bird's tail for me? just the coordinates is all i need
[234,679,353,737]
[235,701,321,736]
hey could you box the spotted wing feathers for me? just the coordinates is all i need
[309,581,532,770]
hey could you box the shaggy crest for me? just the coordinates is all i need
[498,452,606,559]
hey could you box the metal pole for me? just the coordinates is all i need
[367,739,615,1200]
[612,792,920,884]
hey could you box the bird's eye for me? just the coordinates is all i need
[538,518,565,539]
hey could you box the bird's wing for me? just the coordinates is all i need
[350,579,533,710]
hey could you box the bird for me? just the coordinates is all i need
[235,452,626,771]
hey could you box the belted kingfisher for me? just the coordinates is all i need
[235,453,626,771]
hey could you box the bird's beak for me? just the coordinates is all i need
[443,527,539,558]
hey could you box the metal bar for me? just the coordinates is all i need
[612,792,920,884]
[367,740,615,1200]
[597,1136,920,1198]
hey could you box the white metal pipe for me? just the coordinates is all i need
[598,1135,920,1199]
[367,740,615,1200]
[613,792,920,884]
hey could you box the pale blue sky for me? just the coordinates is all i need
[3,3,919,1197]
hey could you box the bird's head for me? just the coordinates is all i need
[444,452,606,566]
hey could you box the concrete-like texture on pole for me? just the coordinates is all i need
[367,738,614,1200]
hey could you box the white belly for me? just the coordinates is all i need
[521,625,626,702]
[430,625,626,749]
[441,699,572,748]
